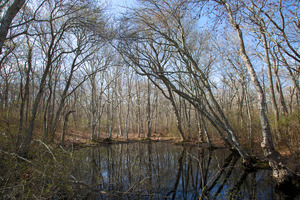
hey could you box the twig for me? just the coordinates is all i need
[110,190,172,198]
[0,150,34,165]
[124,176,151,194]
[69,175,172,198]
[34,140,57,162]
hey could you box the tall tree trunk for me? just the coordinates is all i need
[125,101,130,140]
[261,31,280,137]
[90,74,96,140]
[136,77,141,138]
[61,111,75,147]
[20,48,53,156]
[145,73,186,141]
[238,83,245,129]
[171,96,186,141]
[118,97,122,137]
[182,99,191,140]
[222,0,298,184]
[277,48,300,107]
[16,37,32,153]
[43,85,52,138]
[109,84,114,139]
[196,109,212,147]
[274,70,289,115]
[50,57,78,141]
[245,82,253,151]
[97,87,104,140]
[196,110,203,143]
[125,70,132,140]
[146,78,152,139]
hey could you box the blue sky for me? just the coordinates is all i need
[108,0,136,11]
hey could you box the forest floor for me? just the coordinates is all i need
[56,129,194,146]
[56,129,227,148]
[55,129,298,154]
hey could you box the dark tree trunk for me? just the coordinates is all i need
[61,111,75,147]
[16,38,32,153]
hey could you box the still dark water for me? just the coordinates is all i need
[70,142,277,199]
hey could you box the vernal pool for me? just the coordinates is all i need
[68,142,277,199]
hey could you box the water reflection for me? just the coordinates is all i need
[70,143,276,199]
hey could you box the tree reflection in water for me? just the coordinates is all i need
[70,143,276,199]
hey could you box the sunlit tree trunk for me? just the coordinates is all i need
[136,76,142,138]
[109,81,115,139]
[90,73,97,140]
[221,0,297,184]
[146,78,152,139]
[125,67,132,140]
[117,0,249,160]
[116,75,123,138]
[262,31,280,127]
[245,81,253,151]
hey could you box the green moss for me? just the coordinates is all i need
[176,140,188,144]
[253,162,270,169]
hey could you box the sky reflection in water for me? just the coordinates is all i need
[71,142,276,199]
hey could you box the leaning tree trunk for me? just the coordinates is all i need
[166,86,186,141]
[261,31,280,137]
[20,50,53,157]
[50,58,77,141]
[222,0,298,185]
[199,110,212,147]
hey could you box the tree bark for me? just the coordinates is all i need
[16,36,32,153]
[61,111,75,147]
[49,54,78,141]
[136,77,141,138]
[0,0,26,55]
[146,78,152,139]
[125,68,132,140]
[20,46,53,157]
[261,31,280,132]
[221,0,298,185]
[91,73,96,140]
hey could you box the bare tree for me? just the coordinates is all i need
[16,35,33,152]
[214,0,299,185]
[19,0,107,156]
[117,0,249,159]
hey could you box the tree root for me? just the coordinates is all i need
[241,154,300,198]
